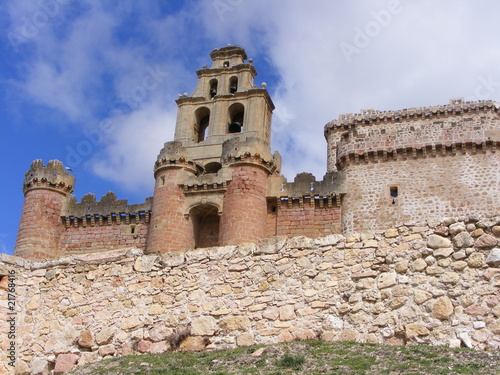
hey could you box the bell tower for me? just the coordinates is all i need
[147,45,281,253]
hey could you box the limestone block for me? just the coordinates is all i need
[432,296,454,320]
[279,305,296,321]
[262,306,279,320]
[475,234,498,249]
[137,340,152,353]
[453,232,474,248]
[295,329,316,340]
[31,358,49,375]
[133,255,160,272]
[78,330,94,348]
[467,253,485,268]
[96,327,114,345]
[149,341,170,354]
[451,261,467,271]
[162,252,185,267]
[485,248,500,267]
[121,316,143,330]
[449,222,466,235]
[441,272,460,284]
[54,353,78,375]
[278,329,294,342]
[395,260,409,274]
[339,329,359,342]
[384,228,399,238]
[427,234,451,249]
[98,344,116,356]
[236,332,255,347]
[405,323,430,338]
[255,236,287,254]
[492,226,500,236]
[433,247,454,258]
[377,273,396,289]
[314,234,345,247]
[149,326,173,342]
[179,336,207,352]
[410,258,427,272]
[219,316,251,331]
[191,316,217,336]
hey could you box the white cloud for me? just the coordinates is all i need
[90,102,177,193]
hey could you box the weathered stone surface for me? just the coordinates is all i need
[384,228,399,238]
[133,255,160,272]
[179,336,207,351]
[377,273,396,289]
[219,316,251,331]
[98,344,116,356]
[54,354,78,375]
[475,234,498,249]
[453,232,474,248]
[449,222,466,235]
[414,289,432,305]
[405,323,430,338]
[236,332,255,347]
[279,305,296,321]
[96,327,114,345]
[31,358,49,374]
[432,296,454,320]
[339,329,359,341]
[485,248,500,267]
[433,247,454,258]
[121,316,143,330]
[410,258,427,272]
[427,234,451,249]
[467,253,485,268]
[78,330,94,348]
[191,316,217,336]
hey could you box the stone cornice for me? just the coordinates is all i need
[23,159,75,195]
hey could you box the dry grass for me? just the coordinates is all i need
[69,340,500,375]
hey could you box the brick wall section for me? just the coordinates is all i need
[220,165,268,245]
[341,151,500,234]
[60,224,148,254]
[14,189,66,260]
[267,199,342,238]
[147,169,194,253]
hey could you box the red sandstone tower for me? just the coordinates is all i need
[147,45,280,253]
[14,160,75,259]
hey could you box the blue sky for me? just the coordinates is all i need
[2,0,500,255]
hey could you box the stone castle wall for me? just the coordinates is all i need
[1,216,499,374]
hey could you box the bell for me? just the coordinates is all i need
[210,89,217,97]
[230,85,237,93]
[228,121,241,133]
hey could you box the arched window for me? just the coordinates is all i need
[228,103,244,133]
[229,76,238,93]
[195,107,210,143]
[209,79,218,98]
[204,162,222,174]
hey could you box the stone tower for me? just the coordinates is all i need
[147,45,281,253]
[14,160,75,259]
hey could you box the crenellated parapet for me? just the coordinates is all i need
[268,172,346,209]
[154,141,199,177]
[325,98,500,131]
[221,136,281,174]
[61,191,152,228]
[23,159,75,195]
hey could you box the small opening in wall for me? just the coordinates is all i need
[390,186,398,204]
[223,61,229,67]
[271,206,277,213]
[160,176,165,186]
[130,225,135,234]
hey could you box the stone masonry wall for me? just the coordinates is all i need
[340,151,499,234]
[1,216,499,374]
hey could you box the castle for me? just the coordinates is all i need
[14,45,500,260]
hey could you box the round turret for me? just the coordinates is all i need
[14,160,75,259]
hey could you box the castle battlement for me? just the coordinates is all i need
[325,98,500,130]
[22,159,75,195]
[62,192,152,228]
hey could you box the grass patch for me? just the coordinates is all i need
[69,340,500,375]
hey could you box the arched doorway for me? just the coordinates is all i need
[189,204,220,248]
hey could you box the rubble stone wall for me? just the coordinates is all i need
[1,216,499,374]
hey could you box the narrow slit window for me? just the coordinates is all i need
[390,187,398,197]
